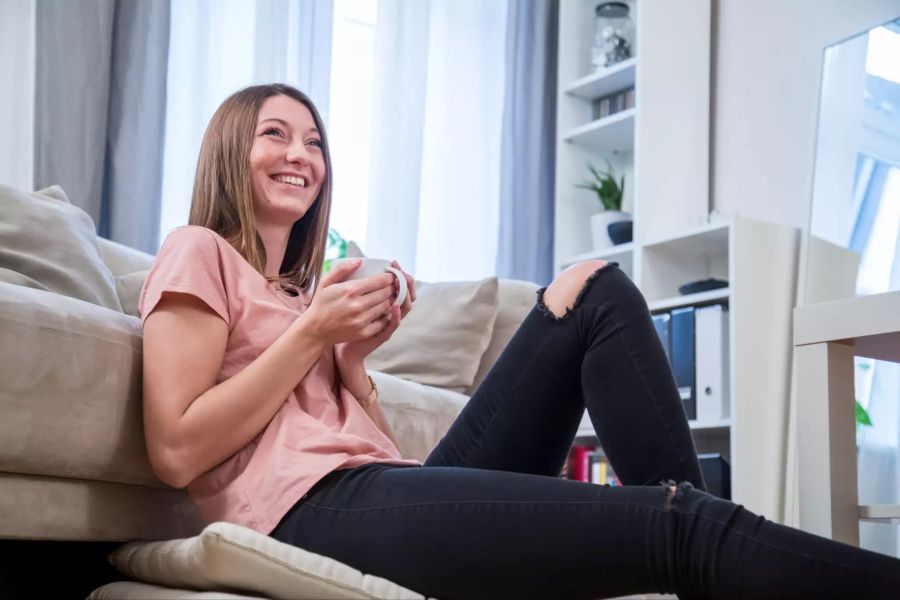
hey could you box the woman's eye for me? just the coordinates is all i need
[263,127,284,137]
[308,139,323,148]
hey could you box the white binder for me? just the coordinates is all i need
[695,304,729,421]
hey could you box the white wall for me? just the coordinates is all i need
[712,0,900,231]
[0,0,35,190]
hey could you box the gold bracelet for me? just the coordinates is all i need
[359,375,378,408]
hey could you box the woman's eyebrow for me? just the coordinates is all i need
[257,118,319,135]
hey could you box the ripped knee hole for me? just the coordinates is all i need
[661,480,695,510]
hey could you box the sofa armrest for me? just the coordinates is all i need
[0,282,163,487]
[368,371,468,463]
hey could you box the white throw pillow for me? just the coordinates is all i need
[107,521,433,600]
[0,183,122,311]
[366,277,500,393]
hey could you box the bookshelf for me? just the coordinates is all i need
[554,0,799,520]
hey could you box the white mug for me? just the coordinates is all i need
[332,257,408,306]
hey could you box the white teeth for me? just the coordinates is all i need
[274,175,306,187]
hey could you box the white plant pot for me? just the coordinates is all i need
[590,211,631,250]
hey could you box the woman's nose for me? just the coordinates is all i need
[285,142,311,166]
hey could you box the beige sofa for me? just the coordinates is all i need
[0,235,539,542]
[0,184,541,595]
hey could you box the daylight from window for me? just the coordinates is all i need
[327,0,377,250]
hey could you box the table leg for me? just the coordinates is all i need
[796,341,859,546]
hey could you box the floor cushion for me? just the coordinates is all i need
[104,521,436,600]
[89,580,265,599]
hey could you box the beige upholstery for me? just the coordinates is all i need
[89,581,265,599]
[0,231,539,542]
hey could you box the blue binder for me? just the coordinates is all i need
[670,307,696,420]
[651,312,672,364]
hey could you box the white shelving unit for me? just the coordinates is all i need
[556,1,799,520]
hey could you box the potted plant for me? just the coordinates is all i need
[576,159,632,249]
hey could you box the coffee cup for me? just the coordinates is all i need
[332,258,408,306]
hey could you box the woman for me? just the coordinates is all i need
[140,83,900,599]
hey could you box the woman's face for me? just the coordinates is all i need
[249,95,326,226]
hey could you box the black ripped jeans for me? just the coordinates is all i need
[272,262,900,599]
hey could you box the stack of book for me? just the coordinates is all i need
[591,86,635,120]
[563,444,621,486]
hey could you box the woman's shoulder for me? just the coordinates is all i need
[163,225,227,248]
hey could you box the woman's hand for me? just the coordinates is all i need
[301,259,397,346]
[334,261,416,390]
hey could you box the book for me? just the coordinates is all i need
[695,304,730,421]
[569,445,591,482]
[670,307,697,420]
[652,311,672,364]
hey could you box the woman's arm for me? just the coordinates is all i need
[142,291,327,488]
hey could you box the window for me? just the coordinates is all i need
[326,0,378,249]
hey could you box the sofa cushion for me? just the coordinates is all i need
[107,521,434,600]
[467,279,540,396]
[97,237,156,277]
[0,183,122,311]
[366,278,500,393]
[116,269,149,317]
[368,371,467,462]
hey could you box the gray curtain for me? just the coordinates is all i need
[35,0,170,254]
[495,0,559,286]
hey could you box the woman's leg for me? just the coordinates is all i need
[425,260,705,490]
[272,463,900,600]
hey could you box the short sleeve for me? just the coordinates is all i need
[139,227,230,326]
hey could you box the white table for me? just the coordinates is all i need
[794,290,900,546]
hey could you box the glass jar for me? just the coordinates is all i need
[591,2,635,71]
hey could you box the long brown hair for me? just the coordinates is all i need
[188,83,332,294]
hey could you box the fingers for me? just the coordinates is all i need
[323,258,361,285]
[361,296,393,324]
[351,272,395,295]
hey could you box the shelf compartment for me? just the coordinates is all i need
[648,287,730,312]
[564,58,637,101]
[641,221,731,304]
[563,109,635,154]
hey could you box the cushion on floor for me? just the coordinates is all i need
[106,521,435,600]
[89,580,266,599]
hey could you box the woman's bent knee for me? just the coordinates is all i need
[540,260,609,319]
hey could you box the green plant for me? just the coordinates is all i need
[855,400,873,433]
[322,228,348,274]
[855,362,874,434]
[575,159,624,211]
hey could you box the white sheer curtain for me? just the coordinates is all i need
[0,0,35,191]
[365,0,508,282]
[158,0,334,248]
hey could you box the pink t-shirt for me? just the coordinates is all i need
[139,225,422,534]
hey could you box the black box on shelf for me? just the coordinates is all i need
[698,453,731,500]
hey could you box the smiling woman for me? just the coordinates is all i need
[188,84,334,295]
[138,82,900,600]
